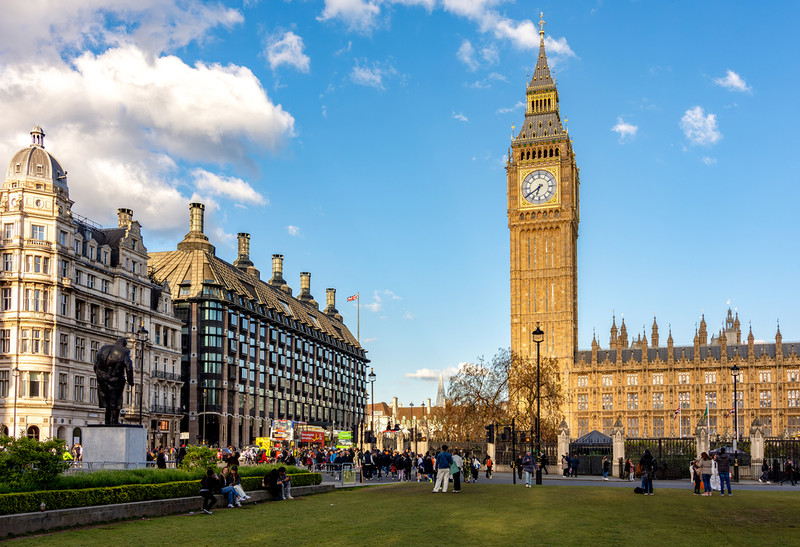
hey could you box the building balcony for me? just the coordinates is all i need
[151,405,182,415]
[152,370,183,382]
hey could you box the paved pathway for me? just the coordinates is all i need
[324,470,799,493]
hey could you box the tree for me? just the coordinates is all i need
[180,445,218,470]
[0,435,70,491]
[441,348,567,442]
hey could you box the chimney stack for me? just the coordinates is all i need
[297,272,318,308]
[117,208,133,228]
[268,254,291,294]
[233,233,259,278]
[177,202,215,253]
[324,288,342,321]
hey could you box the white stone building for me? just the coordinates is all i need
[0,126,183,449]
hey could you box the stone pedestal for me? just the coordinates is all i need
[83,425,147,469]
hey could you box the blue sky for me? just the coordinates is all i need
[1,1,798,408]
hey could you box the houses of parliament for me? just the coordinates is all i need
[507,16,800,440]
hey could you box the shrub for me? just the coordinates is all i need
[0,481,200,515]
[0,435,70,491]
[180,445,217,471]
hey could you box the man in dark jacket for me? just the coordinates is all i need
[639,449,655,495]
[715,448,732,495]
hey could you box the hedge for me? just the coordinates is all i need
[0,473,322,515]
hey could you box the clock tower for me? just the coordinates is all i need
[507,14,579,391]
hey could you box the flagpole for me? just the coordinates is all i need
[357,292,360,343]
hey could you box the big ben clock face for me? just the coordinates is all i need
[522,170,557,205]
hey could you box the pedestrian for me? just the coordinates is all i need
[780,458,796,486]
[471,455,480,483]
[691,458,702,495]
[759,460,770,483]
[515,455,523,480]
[699,452,713,496]
[639,449,654,495]
[450,450,463,493]
[626,458,635,481]
[561,454,570,477]
[485,454,493,479]
[521,449,536,488]
[540,452,549,474]
[602,456,610,480]
[432,446,453,493]
[156,448,167,469]
[714,447,732,495]
[571,454,579,478]
[423,451,435,482]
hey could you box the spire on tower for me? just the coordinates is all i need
[435,373,446,407]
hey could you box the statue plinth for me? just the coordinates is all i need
[82,425,147,469]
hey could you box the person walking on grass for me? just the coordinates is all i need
[691,458,702,495]
[432,446,453,493]
[521,449,536,488]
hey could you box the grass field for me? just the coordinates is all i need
[8,482,800,546]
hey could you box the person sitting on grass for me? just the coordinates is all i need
[200,468,218,515]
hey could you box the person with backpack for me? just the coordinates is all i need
[471,455,480,482]
[639,449,655,495]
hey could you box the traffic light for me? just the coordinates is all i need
[502,426,511,441]
[485,424,495,443]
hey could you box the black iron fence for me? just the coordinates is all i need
[624,437,696,479]
[494,441,558,468]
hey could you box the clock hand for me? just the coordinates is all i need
[532,183,543,195]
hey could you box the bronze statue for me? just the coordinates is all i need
[94,337,134,425]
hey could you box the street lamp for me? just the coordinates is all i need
[532,325,544,486]
[731,363,741,482]
[202,387,207,445]
[368,368,376,446]
[410,402,416,454]
[136,326,149,427]
[12,366,20,438]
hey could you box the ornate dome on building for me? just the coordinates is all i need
[5,126,68,189]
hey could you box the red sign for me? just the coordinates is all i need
[300,431,324,444]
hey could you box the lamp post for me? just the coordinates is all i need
[368,368,376,446]
[202,387,207,445]
[136,326,149,427]
[410,401,417,454]
[532,325,544,485]
[12,366,20,438]
[731,363,741,482]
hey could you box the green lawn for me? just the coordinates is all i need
[9,483,800,546]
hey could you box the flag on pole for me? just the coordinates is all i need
[702,404,709,419]
[673,405,681,420]
[725,405,735,418]
[347,293,359,302]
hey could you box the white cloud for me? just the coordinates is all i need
[467,71,507,89]
[350,59,398,89]
[364,289,402,312]
[404,362,468,381]
[0,43,293,234]
[496,100,525,114]
[318,0,381,32]
[287,225,301,236]
[404,311,415,320]
[680,106,722,146]
[193,169,267,205]
[452,112,469,122]
[713,70,751,93]
[457,40,479,70]
[0,0,243,62]
[702,156,717,165]
[611,117,638,142]
[266,31,311,73]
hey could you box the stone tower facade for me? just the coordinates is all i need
[507,15,580,400]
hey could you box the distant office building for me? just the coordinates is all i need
[149,204,368,447]
[0,126,183,448]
